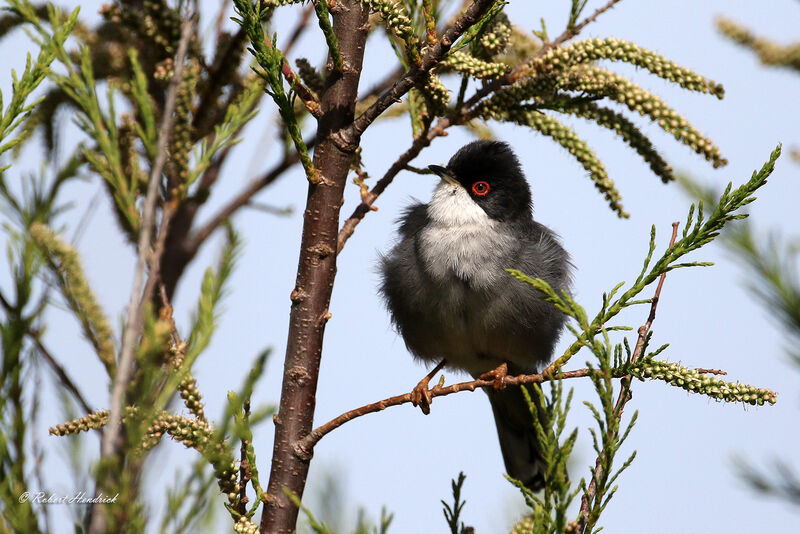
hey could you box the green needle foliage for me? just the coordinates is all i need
[442,472,470,534]
[504,145,781,533]
[232,0,318,183]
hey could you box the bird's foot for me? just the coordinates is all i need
[410,377,433,415]
[410,359,447,415]
[480,362,509,391]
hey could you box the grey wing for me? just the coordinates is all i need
[396,203,429,238]
[378,203,440,361]
[493,221,572,369]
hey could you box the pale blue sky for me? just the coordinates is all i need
[2,1,799,532]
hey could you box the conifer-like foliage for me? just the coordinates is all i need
[0,1,783,533]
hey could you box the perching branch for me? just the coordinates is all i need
[296,355,728,455]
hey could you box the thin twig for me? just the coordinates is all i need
[0,291,94,414]
[552,0,624,51]
[577,221,679,534]
[336,117,451,252]
[91,14,195,534]
[296,368,594,456]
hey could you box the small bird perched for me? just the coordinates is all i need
[379,140,571,490]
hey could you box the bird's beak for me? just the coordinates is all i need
[428,164,459,187]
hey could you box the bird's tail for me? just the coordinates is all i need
[486,383,548,491]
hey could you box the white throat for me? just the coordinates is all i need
[427,180,490,226]
[419,180,511,287]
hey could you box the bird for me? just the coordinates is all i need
[378,140,572,490]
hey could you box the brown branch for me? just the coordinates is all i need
[556,0,625,51]
[260,1,371,532]
[696,368,727,375]
[335,0,499,150]
[297,337,722,455]
[298,368,594,454]
[577,221,679,534]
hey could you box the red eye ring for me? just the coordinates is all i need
[471,181,490,196]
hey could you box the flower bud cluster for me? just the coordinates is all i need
[141,412,213,451]
[527,37,725,98]
[566,102,674,183]
[168,60,199,185]
[295,58,324,95]
[633,358,777,406]
[50,410,110,436]
[487,64,727,170]
[29,223,116,371]
[363,0,414,41]
[422,75,450,116]
[179,376,206,420]
[562,67,726,168]
[475,12,512,59]
[440,51,509,79]
[234,516,259,534]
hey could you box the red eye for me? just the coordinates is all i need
[471,181,490,196]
